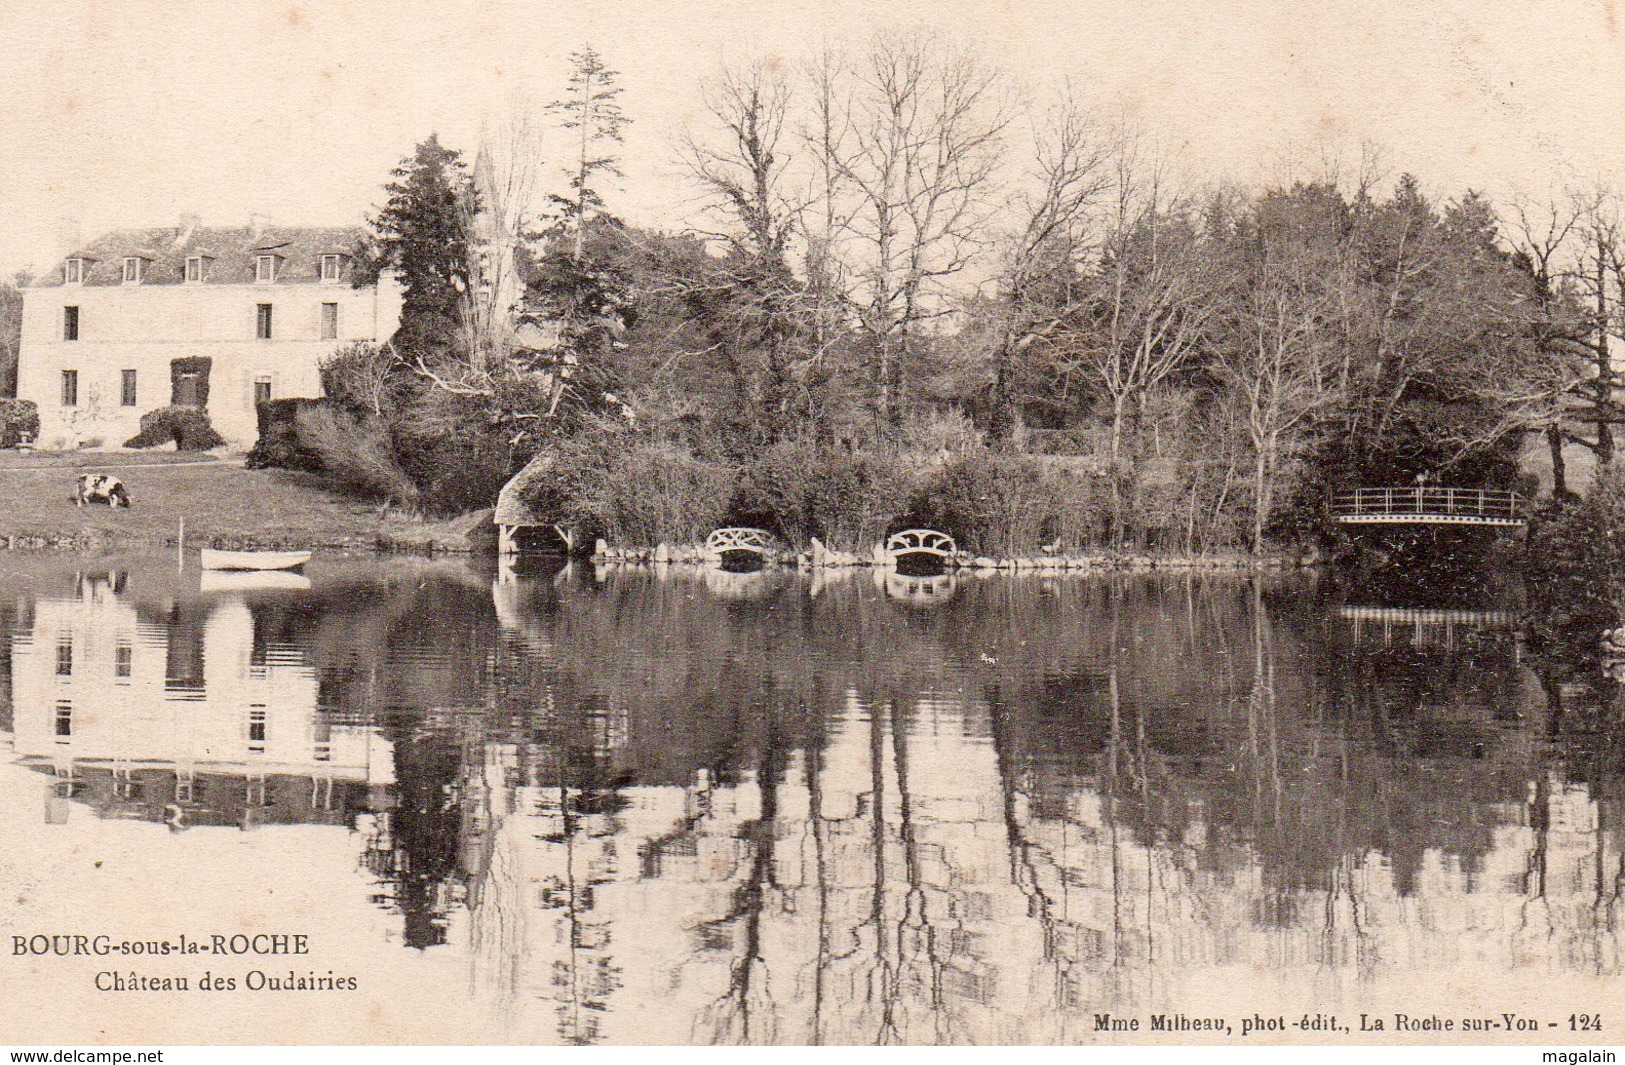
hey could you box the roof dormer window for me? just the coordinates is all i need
[64,258,84,285]
[185,256,205,283]
[254,255,278,284]
[121,257,142,284]
[319,254,342,283]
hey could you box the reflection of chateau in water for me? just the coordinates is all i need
[4,561,1623,1043]
[10,571,393,829]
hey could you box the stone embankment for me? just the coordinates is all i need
[0,530,470,554]
[590,536,1312,571]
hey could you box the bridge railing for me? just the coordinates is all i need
[1330,487,1523,521]
[705,527,776,555]
[886,529,957,558]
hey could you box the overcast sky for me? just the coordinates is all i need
[0,0,1621,274]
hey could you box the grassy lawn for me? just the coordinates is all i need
[0,452,478,550]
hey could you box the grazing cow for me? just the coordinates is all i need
[75,473,131,509]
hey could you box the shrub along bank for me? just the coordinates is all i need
[1525,462,1625,638]
[505,430,1220,559]
[247,393,1324,559]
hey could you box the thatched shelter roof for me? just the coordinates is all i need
[494,452,559,527]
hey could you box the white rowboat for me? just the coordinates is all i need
[199,549,312,572]
[199,569,313,593]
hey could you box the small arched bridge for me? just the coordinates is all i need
[706,527,777,561]
[1331,487,1526,528]
[885,529,957,564]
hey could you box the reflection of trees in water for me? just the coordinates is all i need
[1154,584,1530,893]
[1327,538,1522,611]
[478,655,632,1044]
[539,779,624,1045]
[0,596,22,733]
[987,679,1072,1018]
[1520,658,1625,973]
[248,574,500,717]
[460,741,526,1023]
[691,680,788,1045]
[378,726,466,949]
[177,563,1625,1040]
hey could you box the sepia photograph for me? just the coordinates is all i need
[0,0,1623,1051]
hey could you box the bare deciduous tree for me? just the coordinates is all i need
[1505,189,1623,491]
[808,33,1011,428]
[685,63,797,271]
[0,271,25,398]
[461,103,546,378]
[1212,232,1344,553]
[1574,189,1625,464]
[983,96,1114,442]
[678,62,818,440]
[799,48,858,384]
[1056,147,1216,466]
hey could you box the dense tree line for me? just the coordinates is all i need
[268,34,1625,555]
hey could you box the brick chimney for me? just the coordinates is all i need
[249,213,271,241]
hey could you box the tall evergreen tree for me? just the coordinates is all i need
[547,45,630,253]
[364,134,478,356]
[522,47,635,419]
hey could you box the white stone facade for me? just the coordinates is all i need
[17,222,402,450]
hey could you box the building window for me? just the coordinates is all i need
[63,306,79,341]
[248,707,267,753]
[64,258,83,284]
[320,254,341,282]
[185,256,203,283]
[115,641,132,679]
[256,303,273,340]
[54,703,72,740]
[55,638,72,676]
[121,369,137,407]
[255,255,277,283]
[60,370,78,407]
[122,257,142,284]
[320,302,338,340]
[254,376,271,406]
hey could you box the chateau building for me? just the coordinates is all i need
[17,218,402,449]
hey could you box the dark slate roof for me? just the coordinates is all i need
[39,224,369,287]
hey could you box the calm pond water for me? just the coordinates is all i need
[0,552,1620,1045]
